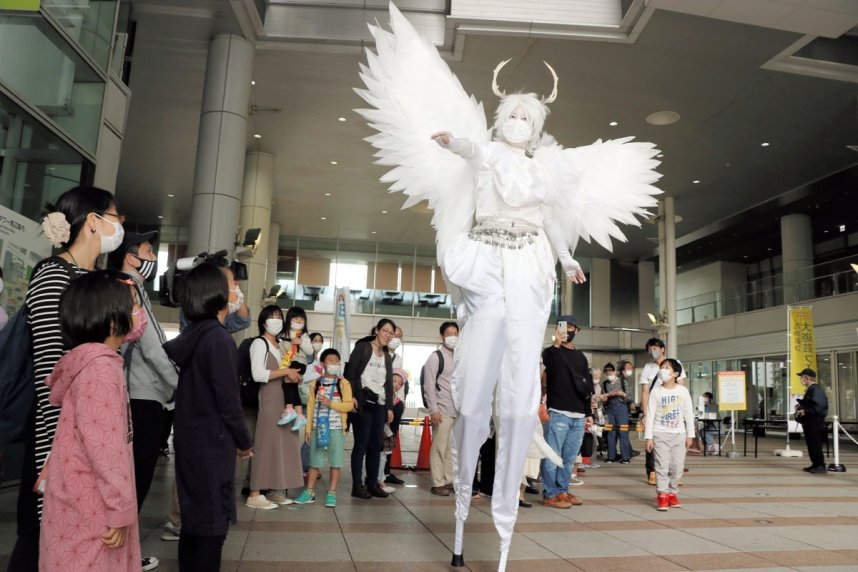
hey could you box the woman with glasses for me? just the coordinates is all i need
[9,186,126,571]
[344,318,396,499]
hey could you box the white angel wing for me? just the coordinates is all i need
[354,3,489,265]
[537,136,662,253]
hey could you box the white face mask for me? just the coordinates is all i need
[650,350,661,360]
[265,318,283,336]
[387,337,402,351]
[325,364,341,377]
[444,336,459,350]
[95,214,124,254]
[624,370,634,378]
[290,321,303,336]
[659,368,673,382]
[501,117,532,144]
[607,374,617,382]
[312,342,323,353]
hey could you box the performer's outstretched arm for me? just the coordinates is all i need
[431,131,476,158]
[543,214,586,284]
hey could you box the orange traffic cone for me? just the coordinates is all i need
[390,433,404,469]
[415,416,432,470]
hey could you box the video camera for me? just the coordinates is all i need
[159,250,248,307]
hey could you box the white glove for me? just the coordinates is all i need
[558,251,586,284]
[235,285,245,306]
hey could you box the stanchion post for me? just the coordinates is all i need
[828,415,847,472]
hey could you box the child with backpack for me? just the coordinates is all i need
[644,358,695,511]
[39,270,144,571]
[294,348,354,508]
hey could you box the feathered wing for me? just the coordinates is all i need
[536,136,662,253]
[354,3,489,266]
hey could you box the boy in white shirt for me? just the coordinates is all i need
[644,358,695,511]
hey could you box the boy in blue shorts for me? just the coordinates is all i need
[295,349,354,507]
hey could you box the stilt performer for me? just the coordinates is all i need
[355,4,662,570]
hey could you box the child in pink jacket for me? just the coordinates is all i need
[39,270,146,571]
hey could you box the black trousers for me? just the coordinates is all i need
[645,450,655,476]
[179,532,225,572]
[131,399,165,512]
[8,404,40,572]
[475,435,496,496]
[161,406,175,450]
[803,416,826,467]
[384,400,405,474]
[281,381,300,407]
[351,402,386,487]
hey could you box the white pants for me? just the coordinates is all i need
[444,232,555,554]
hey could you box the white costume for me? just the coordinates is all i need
[355,4,662,570]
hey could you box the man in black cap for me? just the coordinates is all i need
[108,231,178,570]
[795,368,828,474]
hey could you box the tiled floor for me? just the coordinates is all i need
[2,432,858,571]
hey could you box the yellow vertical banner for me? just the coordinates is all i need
[0,0,41,10]
[788,306,817,396]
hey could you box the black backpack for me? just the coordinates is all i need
[237,335,264,409]
[420,350,444,409]
[0,256,75,446]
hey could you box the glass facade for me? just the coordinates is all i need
[0,89,91,221]
[0,8,110,155]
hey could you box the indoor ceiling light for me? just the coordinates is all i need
[338,117,347,122]
[330,161,338,165]
[253,133,262,139]
[609,121,618,126]
[324,193,332,196]
[321,217,327,220]
[851,263,858,274]
[657,154,664,158]
[839,225,846,232]
[251,80,256,86]
[157,215,163,219]
[761,142,770,147]
[167,194,174,198]
[645,110,680,125]
[371,231,377,234]
[692,180,700,184]
[381,210,388,214]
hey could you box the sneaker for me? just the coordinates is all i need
[619,459,630,464]
[809,465,828,474]
[647,472,657,486]
[294,489,316,504]
[325,492,337,508]
[367,484,389,498]
[160,521,180,541]
[385,473,405,485]
[246,494,279,509]
[583,462,600,469]
[292,416,307,432]
[142,556,160,571]
[351,484,372,499]
[430,486,450,496]
[518,499,533,508]
[802,465,814,472]
[656,493,669,511]
[277,410,297,426]
[568,477,583,487]
[667,493,682,508]
[380,484,396,494]
[559,492,583,506]
[266,490,294,505]
[605,459,615,464]
[543,495,572,509]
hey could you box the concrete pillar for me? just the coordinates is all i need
[187,34,254,256]
[638,260,656,329]
[239,151,274,313]
[590,258,611,327]
[781,214,813,303]
[267,222,281,288]
[664,196,678,352]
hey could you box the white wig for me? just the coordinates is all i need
[492,93,550,154]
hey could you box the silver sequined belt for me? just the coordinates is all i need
[468,220,541,250]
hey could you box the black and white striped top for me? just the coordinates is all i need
[26,259,85,517]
